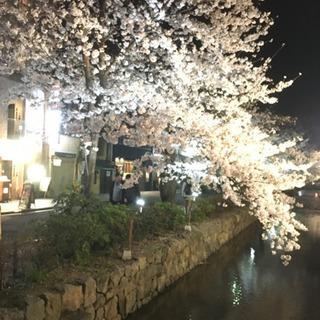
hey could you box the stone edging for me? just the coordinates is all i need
[0,208,256,320]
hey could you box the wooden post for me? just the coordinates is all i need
[184,197,193,231]
[122,210,135,260]
[128,211,134,251]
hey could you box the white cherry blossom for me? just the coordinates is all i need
[1,0,319,264]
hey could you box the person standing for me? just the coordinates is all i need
[122,174,141,205]
[181,177,193,215]
[110,172,123,205]
[182,177,193,199]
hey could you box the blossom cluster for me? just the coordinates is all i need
[1,0,319,264]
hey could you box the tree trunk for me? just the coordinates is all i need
[82,133,99,197]
[159,179,177,203]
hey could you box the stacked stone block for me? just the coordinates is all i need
[0,209,255,320]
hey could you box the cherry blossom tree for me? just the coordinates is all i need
[1,0,319,264]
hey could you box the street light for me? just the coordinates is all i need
[136,198,145,213]
[27,164,45,182]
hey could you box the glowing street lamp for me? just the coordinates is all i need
[27,164,45,182]
[136,198,145,213]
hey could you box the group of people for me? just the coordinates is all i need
[110,172,141,205]
[111,173,194,207]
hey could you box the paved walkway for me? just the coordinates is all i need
[0,191,164,214]
[0,198,55,214]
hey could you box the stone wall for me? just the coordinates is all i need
[0,208,256,320]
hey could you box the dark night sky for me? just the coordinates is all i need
[261,0,320,147]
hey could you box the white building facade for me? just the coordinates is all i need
[0,76,80,200]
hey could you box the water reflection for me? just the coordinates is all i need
[230,276,242,306]
[127,212,320,320]
[302,211,320,239]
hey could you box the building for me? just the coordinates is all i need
[92,138,158,195]
[0,75,158,201]
[0,76,79,200]
[113,141,157,191]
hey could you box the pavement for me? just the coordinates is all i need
[0,191,164,215]
[3,189,317,215]
[0,198,55,214]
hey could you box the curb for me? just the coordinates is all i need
[0,206,54,215]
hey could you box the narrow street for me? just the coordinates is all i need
[1,209,52,239]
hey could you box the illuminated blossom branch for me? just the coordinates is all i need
[1,0,320,264]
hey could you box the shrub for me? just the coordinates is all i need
[53,183,88,214]
[192,196,217,221]
[25,265,46,284]
[33,186,129,268]
[191,194,239,221]
[32,186,219,269]
[134,201,186,238]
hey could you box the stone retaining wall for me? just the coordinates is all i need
[0,208,256,320]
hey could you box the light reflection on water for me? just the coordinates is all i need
[230,276,242,306]
[127,211,320,320]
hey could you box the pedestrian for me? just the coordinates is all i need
[181,177,193,215]
[122,174,141,205]
[110,172,123,205]
[182,177,193,198]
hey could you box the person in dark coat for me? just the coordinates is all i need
[110,172,123,204]
[182,177,193,199]
[181,177,193,215]
[122,174,141,205]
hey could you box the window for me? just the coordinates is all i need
[7,103,25,139]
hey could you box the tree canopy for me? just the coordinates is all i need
[1,0,320,264]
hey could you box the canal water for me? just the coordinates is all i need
[127,211,320,320]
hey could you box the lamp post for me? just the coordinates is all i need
[136,198,145,213]
[122,198,145,260]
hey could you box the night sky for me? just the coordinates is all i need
[261,0,320,147]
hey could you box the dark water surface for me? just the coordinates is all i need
[127,212,320,320]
